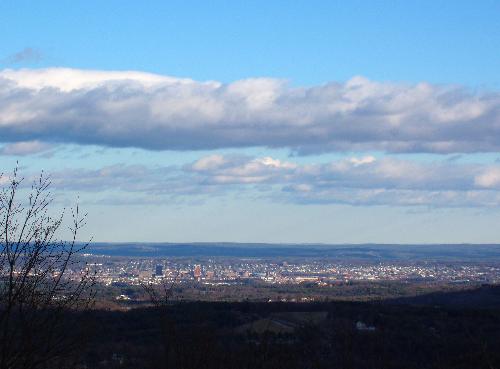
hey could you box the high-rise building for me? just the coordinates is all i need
[193,265,202,281]
[155,264,163,277]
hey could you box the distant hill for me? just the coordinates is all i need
[86,242,500,261]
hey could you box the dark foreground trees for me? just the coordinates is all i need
[141,272,180,368]
[69,296,500,369]
[0,167,95,369]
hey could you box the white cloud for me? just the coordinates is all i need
[257,157,297,169]
[191,154,227,171]
[475,168,500,189]
[189,155,297,184]
[0,68,499,154]
[31,155,500,208]
[0,176,10,185]
[0,140,52,156]
[349,156,376,166]
[0,68,199,92]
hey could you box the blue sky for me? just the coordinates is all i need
[2,1,499,86]
[1,1,499,243]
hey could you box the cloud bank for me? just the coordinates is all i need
[1,68,499,154]
[41,155,500,208]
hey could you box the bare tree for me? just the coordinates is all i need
[0,166,96,369]
[141,270,179,308]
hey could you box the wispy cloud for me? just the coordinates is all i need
[1,48,42,65]
[0,68,499,154]
[28,155,500,208]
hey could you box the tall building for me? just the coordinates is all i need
[193,265,202,281]
[155,264,163,277]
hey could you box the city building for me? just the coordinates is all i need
[193,265,202,281]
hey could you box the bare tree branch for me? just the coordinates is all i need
[0,166,96,369]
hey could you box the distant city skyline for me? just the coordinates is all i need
[1,1,499,243]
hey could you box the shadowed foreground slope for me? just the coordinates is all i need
[71,285,500,369]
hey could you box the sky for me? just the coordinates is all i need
[0,1,499,243]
